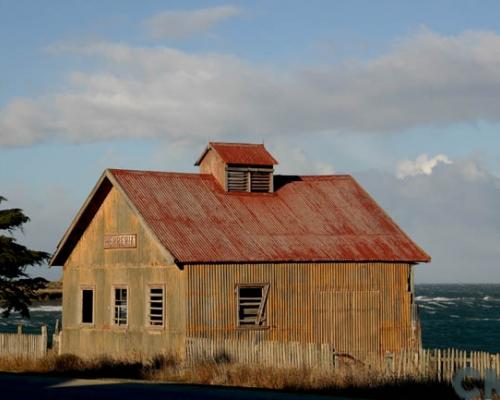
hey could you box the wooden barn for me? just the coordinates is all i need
[50,142,430,363]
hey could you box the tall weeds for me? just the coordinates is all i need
[0,352,462,399]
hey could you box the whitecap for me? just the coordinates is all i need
[418,304,436,310]
[30,305,62,312]
[483,296,500,302]
[432,297,456,302]
[416,296,461,302]
[428,301,449,308]
[1,305,62,313]
[466,317,500,322]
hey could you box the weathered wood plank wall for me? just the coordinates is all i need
[186,262,416,357]
[62,186,186,358]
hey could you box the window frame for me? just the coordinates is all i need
[80,285,95,326]
[235,283,270,330]
[111,285,129,328]
[146,284,165,329]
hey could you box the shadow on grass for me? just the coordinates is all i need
[0,354,464,399]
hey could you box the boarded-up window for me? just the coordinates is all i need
[237,284,269,327]
[81,288,94,324]
[148,286,164,327]
[113,287,128,326]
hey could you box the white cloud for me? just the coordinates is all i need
[397,153,452,179]
[269,144,335,175]
[459,159,488,181]
[4,29,500,147]
[144,5,240,39]
[358,158,500,283]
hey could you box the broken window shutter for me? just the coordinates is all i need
[256,284,270,325]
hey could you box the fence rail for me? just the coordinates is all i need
[0,325,47,359]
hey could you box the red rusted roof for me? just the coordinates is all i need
[107,169,430,264]
[195,142,278,166]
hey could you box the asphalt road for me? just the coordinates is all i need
[0,373,356,400]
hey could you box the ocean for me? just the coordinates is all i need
[1,284,499,353]
[417,284,500,353]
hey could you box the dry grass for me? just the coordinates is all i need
[0,352,464,399]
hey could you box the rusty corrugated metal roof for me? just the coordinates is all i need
[109,169,430,264]
[195,142,278,166]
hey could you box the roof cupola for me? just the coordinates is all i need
[195,142,278,193]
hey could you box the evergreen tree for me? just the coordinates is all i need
[0,196,50,317]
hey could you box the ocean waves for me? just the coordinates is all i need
[0,304,62,314]
[417,284,500,353]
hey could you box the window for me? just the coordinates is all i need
[237,284,269,327]
[226,167,273,193]
[81,288,94,324]
[113,287,128,326]
[148,286,164,327]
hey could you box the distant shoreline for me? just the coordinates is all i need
[33,281,62,303]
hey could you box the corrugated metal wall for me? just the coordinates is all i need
[186,262,415,357]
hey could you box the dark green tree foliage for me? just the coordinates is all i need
[0,196,50,317]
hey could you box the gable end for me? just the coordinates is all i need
[49,170,176,267]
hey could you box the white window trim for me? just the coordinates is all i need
[146,284,165,329]
[80,285,95,326]
[111,285,129,328]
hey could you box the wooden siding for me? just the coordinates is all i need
[60,182,418,360]
[62,186,185,358]
[186,262,415,357]
[66,186,171,268]
[198,147,226,190]
[314,290,380,355]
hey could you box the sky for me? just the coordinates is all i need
[1,0,500,283]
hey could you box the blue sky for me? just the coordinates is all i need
[1,1,500,282]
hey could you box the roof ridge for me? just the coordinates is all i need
[292,174,352,180]
[110,169,351,180]
[109,169,205,178]
[209,141,265,147]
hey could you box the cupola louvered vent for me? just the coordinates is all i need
[250,171,271,192]
[195,142,277,193]
[227,168,249,192]
[226,167,273,193]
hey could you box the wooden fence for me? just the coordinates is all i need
[386,348,500,381]
[0,325,48,359]
[186,338,500,382]
[2,330,499,382]
[186,337,336,370]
